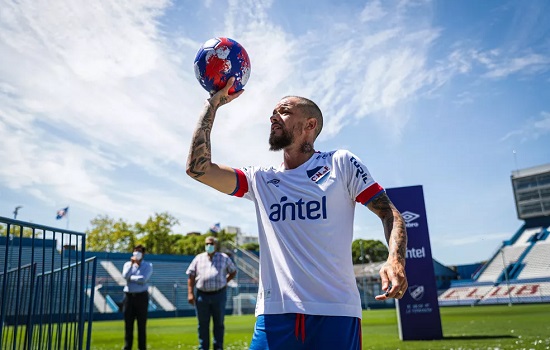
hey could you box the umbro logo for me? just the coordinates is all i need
[267,179,280,187]
[401,211,420,228]
[401,211,420,223]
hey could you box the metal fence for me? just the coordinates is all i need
[0,217,96,350]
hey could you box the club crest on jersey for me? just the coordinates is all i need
[306,165,331,184]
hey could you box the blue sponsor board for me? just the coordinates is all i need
[386,185,443,341]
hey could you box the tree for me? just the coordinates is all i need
[173,234,206,256]
[0,224,37,238]
[351,239,388,264]
[134,212,179,255]
[241,242,259,251]
[86,215,136,252]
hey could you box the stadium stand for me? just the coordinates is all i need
[513,227,543,245]
[83,252,194,319]
[354,258,458,309]
[476,244,528,282]
[0,236,65,276]
[518,241,550,279]
[82,248,259,319]
[437,163,550,306]
[439,223,550,306]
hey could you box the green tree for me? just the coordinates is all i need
[1,224,37,238]
[351,239,388,264]
[215,229,236,246]
[135,212,179,255]
[171,229,238,256]
[86,215,136,252]
[241,242,259,251]
[173,234,206,255]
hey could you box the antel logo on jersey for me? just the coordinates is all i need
[269,196,327,222]
[401,211,420,228]
[306,165,331,184]
[408,285,425,301]
[350,157,370,184]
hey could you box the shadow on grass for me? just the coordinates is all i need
[443,335,516,341]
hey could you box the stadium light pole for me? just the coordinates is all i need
[7,206,23,271]
[173,283,178,317]
[360,240,369,310]
[234,247,241,316]
[500,249,513,307]
[13,205,22,220]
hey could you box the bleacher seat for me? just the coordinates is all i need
[477,245,528,282]
[517,242,550,279]
[513,227,542,246]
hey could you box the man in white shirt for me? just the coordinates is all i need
[186,78,408,350]
[187,236,237,350]
[121,245,152,350]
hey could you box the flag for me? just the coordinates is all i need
[56,207,69,220]
[209,222,221,234]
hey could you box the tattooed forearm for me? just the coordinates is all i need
[370,193,408,263]
[386,212,407,263]
[187,102,216,179]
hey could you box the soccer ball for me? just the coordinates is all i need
[194,37,251,95]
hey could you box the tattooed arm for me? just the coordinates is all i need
[366,192,408,300]
[186,77,244,193]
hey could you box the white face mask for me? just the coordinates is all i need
[205,244,215,254]
[133,251,143,261]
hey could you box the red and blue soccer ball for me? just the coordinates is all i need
[194,37,251,95]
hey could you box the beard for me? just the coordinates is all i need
[269,127,294,151]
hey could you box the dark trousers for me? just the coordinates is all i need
[123,291,149,350]
[195,288,227,350]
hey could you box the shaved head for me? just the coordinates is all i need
[281,96,323,139]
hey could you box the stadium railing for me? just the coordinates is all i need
[0,216,96,350]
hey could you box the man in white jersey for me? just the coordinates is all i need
[187,77,408,350]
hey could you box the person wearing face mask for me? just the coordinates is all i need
[121,244,153,350]
[186,236,237,350]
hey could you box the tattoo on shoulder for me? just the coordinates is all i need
[370,193,392,211]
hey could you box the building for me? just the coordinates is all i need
[511,163,550,222]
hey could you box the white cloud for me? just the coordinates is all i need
[483,53,550,79]
[289,3,447,140]
[501,111,550,143]
[452,47,550,79]
[360,0,387,23]
[433,232,511,247]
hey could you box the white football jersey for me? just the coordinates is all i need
[231,150,384,319]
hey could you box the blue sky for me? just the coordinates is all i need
[0,0,549,265]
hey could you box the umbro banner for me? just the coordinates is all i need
[386,185,443,341]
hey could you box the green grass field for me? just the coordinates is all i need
[90,304,550,349]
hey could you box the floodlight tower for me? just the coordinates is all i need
[13,205,23,220]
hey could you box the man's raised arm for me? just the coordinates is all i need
[186,77,244,194]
